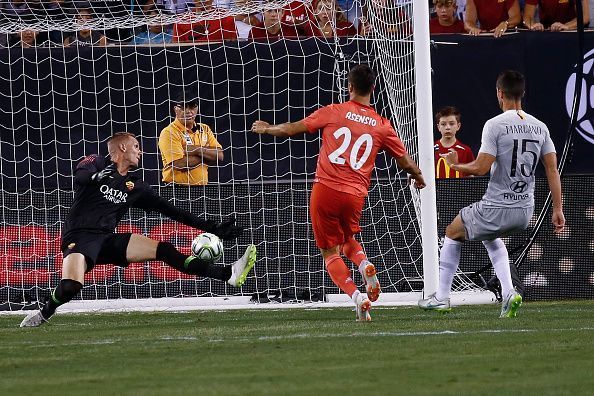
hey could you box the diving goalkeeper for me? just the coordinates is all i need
[20,132,256,328]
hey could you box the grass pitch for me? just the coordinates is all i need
[1,301,593,396]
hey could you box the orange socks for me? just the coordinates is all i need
[342,237,367,267]
[325,254,357,297]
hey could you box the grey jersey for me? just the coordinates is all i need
[479,110,556,208]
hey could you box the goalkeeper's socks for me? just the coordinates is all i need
[182,255,232,281]
[325,254,357,297]
[436,237,462,301]
[40,279,83,319]
[341,237,367,269]
[483,238,514,298]
[157,242,232,281]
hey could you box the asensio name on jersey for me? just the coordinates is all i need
[303,100,407,198]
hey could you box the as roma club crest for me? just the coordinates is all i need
[125,181,135,191]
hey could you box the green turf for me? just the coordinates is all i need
[1,301,593,396]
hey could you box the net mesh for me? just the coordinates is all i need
[0,0,482,309]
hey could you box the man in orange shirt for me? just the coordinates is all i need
[158,91,223,185]
[252,64,426,321]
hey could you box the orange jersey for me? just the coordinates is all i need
[302,100,407,197]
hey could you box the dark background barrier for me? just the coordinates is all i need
[1,33,593,304]
[2,177,592,304]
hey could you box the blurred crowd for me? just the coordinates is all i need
[0,0,592,48]
[0,0,372,47]
[430,0,591,37]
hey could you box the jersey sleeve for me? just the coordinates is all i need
[132,182,162,210]
[382,123,407,158]
[134,183,217,232]
[302,105,334,134]
[202,124,223,149]
[478,120,498,156]
[73,154,105,185]
[76,154,102,172]
[460,144,476,163]
[540,125,556,157]
[158,126,185,166]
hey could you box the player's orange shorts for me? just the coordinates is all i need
[309,182,365,249]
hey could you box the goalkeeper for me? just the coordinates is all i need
[252,64,425,321]
[20,132,256,328]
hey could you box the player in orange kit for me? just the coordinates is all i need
[252,64,425,321]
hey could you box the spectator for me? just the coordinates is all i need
[360,0,411,37]
[12,29,43,47]
[336,0,362,27]
[281,0,314,35]
[305,0,357,38]
[173,0,238,42]
[433,106,475,179]
[523,0,589,31]
[3,0,29,17]
[63,8,108,46]
[465,0,521,38]
[133,7,173,44]
[249,6,299,40]
[233,0,262,38]
[158,91,223,186]
[430,0,467,33]
[46,0,70,45]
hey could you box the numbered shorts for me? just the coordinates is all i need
[310,182,365,249]
[460,201,534,242]
[61,231,132,272]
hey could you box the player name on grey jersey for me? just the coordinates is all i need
[479,110,556,208]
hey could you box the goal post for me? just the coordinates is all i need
[412,0,439,297]
[0,0,491,314]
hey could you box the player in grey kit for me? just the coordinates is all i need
[419,70,565,317]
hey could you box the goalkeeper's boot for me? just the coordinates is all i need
[363,263,381,302]
[20,310,48,328]
[355,293,372,322]
[418,293,451,312]
[500,290,522,318]
[228,244,257,287]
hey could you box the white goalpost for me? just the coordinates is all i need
[0,0,493,315]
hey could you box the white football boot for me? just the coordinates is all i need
[227,244,257,287]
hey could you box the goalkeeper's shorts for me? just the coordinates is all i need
[309,182,364,249]
[61,231,132,272]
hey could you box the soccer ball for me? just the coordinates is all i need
[191,233,223,262]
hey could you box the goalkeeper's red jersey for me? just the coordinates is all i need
[303,100,407,198]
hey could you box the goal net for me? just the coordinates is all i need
[0,0,489,312]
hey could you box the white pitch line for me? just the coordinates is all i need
[216,327,594,342]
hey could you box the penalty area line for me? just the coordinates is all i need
[214,326,594,342]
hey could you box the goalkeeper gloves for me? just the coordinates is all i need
[91,163,116,183]
[206,217,244,240]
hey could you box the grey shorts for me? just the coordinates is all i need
[459,201,534,242]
